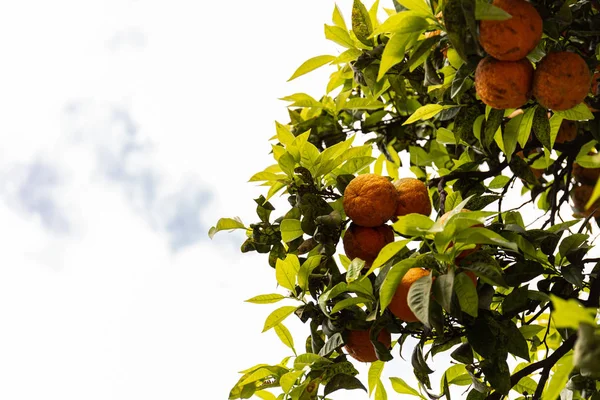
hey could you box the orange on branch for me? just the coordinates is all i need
[388,268,431,322]
[343,174,398,227]
[344,328,391,363]
[475,57,534,109]
[393,178,432,217]
[571,184,600,218]
[555,120,578,144]
[478,0,542,61]
[533,51,591,111]
[343,223,395,267]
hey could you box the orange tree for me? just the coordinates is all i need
[210,0,600,398]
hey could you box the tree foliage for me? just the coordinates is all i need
[211,0,600,398]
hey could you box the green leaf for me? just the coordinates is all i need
[208,217,246,239]
[375,380,388,400]
[245,293,286,304]
[364,239,412,277]
[280,219,303,242]
[280,93,323,108]
[559,233,588,258]
[293,353,332,369]
[408,273,433,326]
[318,332,344,357]
[393,213,435,236]
[517,107,536,148]
[454,273,478,317]
[481,358,510,395]
[475,0,512,20]
[436,127,457,145]
[288,55,336,81]
[585,177,600,210]
[324,374,367,396]
[369,361,385,395]
[378,32,418,81]
[298,255,322,292]
[455,227,518,252]
[488,175,510,189]
[403,104,457,125]
[459,252,508,287]
[541,354,574,400]
[550,295,597,329]
[390,377,422,397]
[531,106,551,149]
[276,255,300,291]
[341,97,386,110]
[324,24,356,48]
[262,306,298,332]
[394,0,433,16]
[275,121,295,147]
[371,11,429,36]
[254,390,278,400]
[519,324,545,339]
[274,323,296,355]
[280,370,304,393]
[503,113,521,161]
[333,4,347,30]
[433,273,454,313]
[554,103,595,121]
[331,296,371,313]
[352,0,373,46]
[442,364,471,388]
[379,258,418,311]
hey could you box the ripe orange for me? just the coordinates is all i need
[571,184,600,218]
[393,178,432,217]
[533,51,591,111]
[344,328,392,363]
[343,223,395,267]
[475,56,534,109]
[343,174,398,227]
[555,120,578,144]
[479,0,542,61]
[388,268,431,322]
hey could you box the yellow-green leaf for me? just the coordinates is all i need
[368,361,385,395]
[352,0,374,46]
[403,104,457,125]
[585,177,600,211]
[550,295,597,329]
[245,293,286,304]
[280,219,303,242]
[378,32,417,81]
[333,4,347,30]
[541,354,574,400]
[255,390,278,400]
[324,24,356,48]
[364,239,412,277]
[276,255,300,291]
[276,121,295,146]
[274,323,296,355]
[262,306,298,332]
[390,377,422,397]
[395,0,433,15]
[208,217,246,239]
[288,55,336,81]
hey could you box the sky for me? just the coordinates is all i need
[0,1,594,399]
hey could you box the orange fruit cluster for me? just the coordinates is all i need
[571,149,600,218]
[475,0,592,111]
[344,328,391,363]
[475,0,541,109]
[342,174,431,268]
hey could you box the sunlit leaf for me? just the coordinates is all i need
[288,55,336,81]
[262,306,298,332]
[245,293,286,304]
[208,217,246,239]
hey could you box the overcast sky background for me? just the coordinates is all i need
[0,1,594,399]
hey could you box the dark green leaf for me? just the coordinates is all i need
[319,332,344,357]
[451,343,474,364]
[481,358,510,395]
[324,374,367,396]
